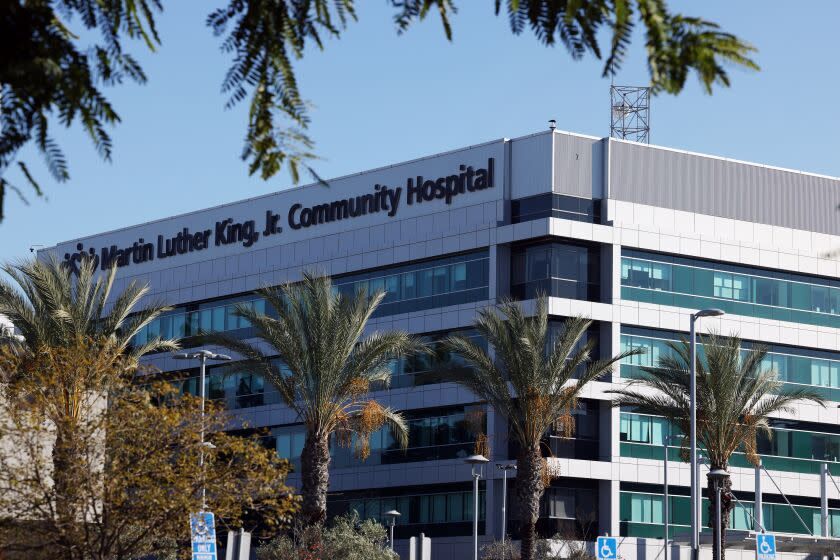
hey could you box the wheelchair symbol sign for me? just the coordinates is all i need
[596,536,617,559]
[756,533,776,560]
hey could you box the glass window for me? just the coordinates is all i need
[366,499,381,521]
[620,413,670,445]
[402,272,417,299]
[527,247,550,281]
[432,266,450,294]
[369,277,385,294]
[384,275,400,301]
[630,493,663,524]
[432,495,446,522]
[713,272,749,301]
[452,263,467,291]
[447,493,464,522]
[512,242,599,301]
[417,268,433,298]
[813,286,830,313]
[418,496,430,523]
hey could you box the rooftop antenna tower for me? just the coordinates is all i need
[610,85,650,143]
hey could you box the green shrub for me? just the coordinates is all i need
[257,513,398,560]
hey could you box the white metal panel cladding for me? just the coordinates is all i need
[552,133,602,198]
[608,140,840,235]
[510,132,553,199]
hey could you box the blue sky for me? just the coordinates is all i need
[3,1,839,262]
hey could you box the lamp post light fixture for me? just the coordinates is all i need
[689,309,724,560]
[496,463,517,559]
[173,350,232,510]
[708,468,729,560]
[383,509,401,550]
[465,454,490,560]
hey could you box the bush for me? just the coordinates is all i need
[481,539,521,560]
[257,513,398,560]
[481,538,594,560]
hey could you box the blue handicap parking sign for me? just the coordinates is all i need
[190,512,217,560]
[756,533,776,560]
[596,536,618,560]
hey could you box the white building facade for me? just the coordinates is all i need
[47,130,840,559]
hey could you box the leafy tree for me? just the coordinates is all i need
[445,298,634,560]
[1,0,758,221]
[209,272,424,523]
[0,338,298,560]
[256,512,397,560]
[609,332,824,560]
[0,253,176,555]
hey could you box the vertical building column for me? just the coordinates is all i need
[599,479,621,538]
[599,221,623,548]
[492,244,510,303]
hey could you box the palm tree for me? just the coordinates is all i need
[209,272,424,523]
[0,253,176,360]
[0,253,176,557]
[609,332,825,560]
[444,298,634,560]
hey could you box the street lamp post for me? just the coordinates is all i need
[465,455,489,560]
[662,433,682,560]
[663,434,674,560]
[174,349,232,510]
[689,309,724,560]
[383,510,401,550]
[496,463,517,558]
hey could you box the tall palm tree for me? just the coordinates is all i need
[609,332,824,560]
[210,272,424,523]
[0,253,176,360]
[0,253,176,557]
[445,297,634,560]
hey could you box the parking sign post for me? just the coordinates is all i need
[596,536,618,560]
[190,512,217,560]
[756,533,776,560]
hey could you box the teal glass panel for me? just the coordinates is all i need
[621,253,840,329]
[621,412,840,476]
[620,331,840,402]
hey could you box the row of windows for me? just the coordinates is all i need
[509,399,601,462]
[511,242,600,301]
[542,487,597,520]
[511,194,602,225]
[332,490,485,526]
[170,327,483,409]
[266,406,484,469]
[175,363,286,409]
[134,298,265,347]
[620,412,840,473]
[333,251,489,317]
[620,330,840,401]
[621,251,840,328]
[169,317,602,412]
[390,330,484,388]
[133,251,489,347]
[621,491,840,538]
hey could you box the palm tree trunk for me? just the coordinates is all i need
[516,444,545,560]
[707,470,732,560]
[53,423,80,560]
[720,473,733,560]
[301,432,330,524]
